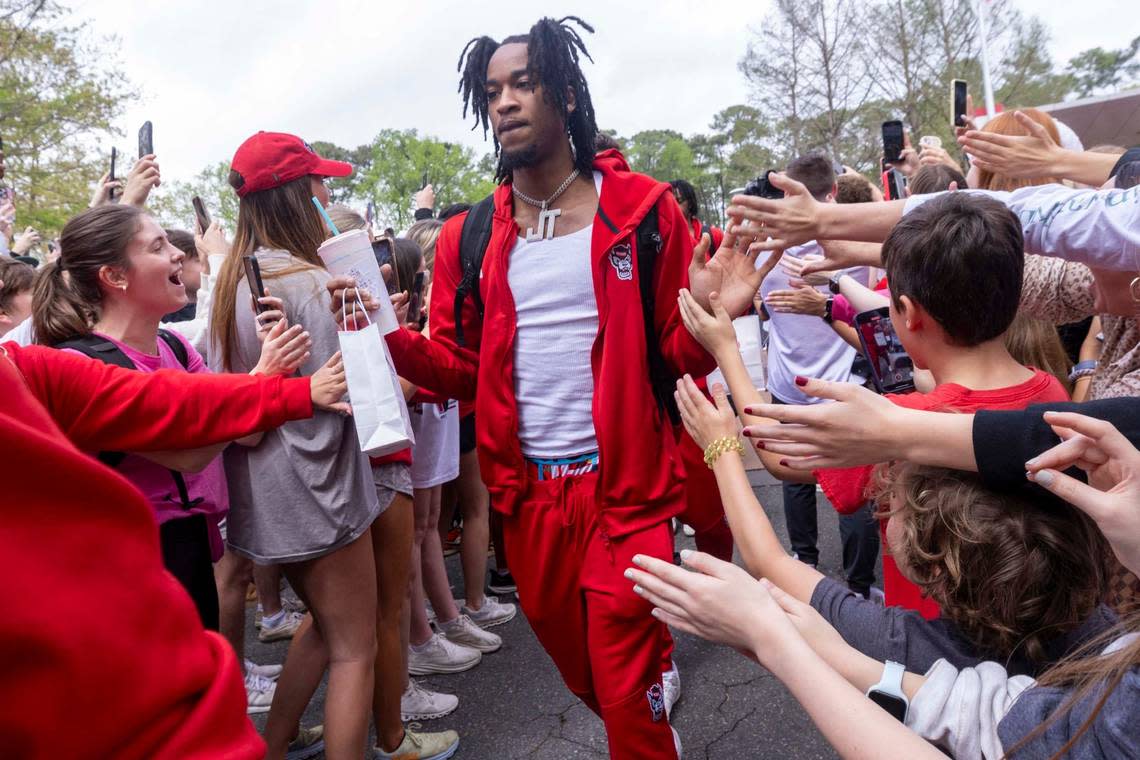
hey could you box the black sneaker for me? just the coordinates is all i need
[487,569,517,595]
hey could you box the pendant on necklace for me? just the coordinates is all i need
[525,202,562,243]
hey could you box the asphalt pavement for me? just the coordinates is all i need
[248,469,866,759]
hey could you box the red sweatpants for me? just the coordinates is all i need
[675,427,735,562]
[503,471,679,760]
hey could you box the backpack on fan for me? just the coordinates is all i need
[452,194,680,425]
[55,330,204,510]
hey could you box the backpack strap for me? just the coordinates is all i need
[157,328,190,369]
[636,202,682,426]
[454,193,496,348]
[54,332,202,510]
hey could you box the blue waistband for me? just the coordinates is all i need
[525,451,600,481]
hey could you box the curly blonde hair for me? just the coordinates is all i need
[875,464,1108,666]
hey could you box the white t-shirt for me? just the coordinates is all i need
[507,172,602,458]
[905,184,1140,273]
[410,400,460,489]
[759,241,864,405]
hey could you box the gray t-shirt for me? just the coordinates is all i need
[210,248,380,563]
[810,576,1117,677]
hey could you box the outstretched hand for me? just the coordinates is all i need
[625,550,806,663]
[741,377,904,468]
[725,173,824,254]
[688,229,771,318]
[675,373,738,451]
[957,110,1064,180]
[310,351,350,414]
[1026,413,1140,573]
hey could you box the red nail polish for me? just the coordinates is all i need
[794,375,808,387]
[779,459,789,467]
[742,429,753,437]
[755,441,765,450]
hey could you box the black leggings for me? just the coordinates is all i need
[159,514,220,631]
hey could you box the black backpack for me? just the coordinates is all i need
[453,194,680,425]
[55,330,204,510]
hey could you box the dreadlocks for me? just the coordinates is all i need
[457,16,598,183]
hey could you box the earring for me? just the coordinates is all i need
[1130,275,1140,303]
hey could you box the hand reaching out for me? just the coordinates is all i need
[90,172,123,207]
[674,373,738,451]
[688,229,771,318]
[1026,413,1140,574]
[726,173,824,253]
[957,111,1064,180]
[310,352,350,414]
[764,283,827,317]
[12,226,40,255]
[251,314,312,377]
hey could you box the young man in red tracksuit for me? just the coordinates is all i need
[0,342,333,759]
[344,18,766,759]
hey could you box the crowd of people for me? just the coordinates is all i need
[2,13,1139,760]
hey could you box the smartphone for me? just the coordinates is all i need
[881,120,905,163]
[191,195,211,234]
[855,307,915,394]
[406,271,426,326]
[951,80,969,128]
[883,167,907,201]
[373,237,393,270]
[138,121,153,158]
[242,255,271,314]
[421,171,429,189]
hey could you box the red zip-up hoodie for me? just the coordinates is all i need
[0,343,315,759]
[386,151,716,537]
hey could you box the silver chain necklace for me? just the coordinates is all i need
[513,168,580,242]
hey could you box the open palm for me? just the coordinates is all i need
[689,229,776,318]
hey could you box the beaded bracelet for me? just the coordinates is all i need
[703,436,744,469]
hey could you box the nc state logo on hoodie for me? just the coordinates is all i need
[609,243,633,281]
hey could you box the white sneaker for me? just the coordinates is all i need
[245,659,283,681]
[408,633,482,675]
[663,660,681,718]
[439,614,501,653]
[457,596,517,628]
[245,670,276,714]
[401,679,459,721]
[682,523,696,537]
[259,610,305,642]
[373,724,459,759]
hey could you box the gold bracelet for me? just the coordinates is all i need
[703,436,744,469]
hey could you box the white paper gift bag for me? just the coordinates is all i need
[338,296,414,457]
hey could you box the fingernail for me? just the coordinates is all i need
[755,441,765,450]
[650,607,663,619]
[742,429,754,437]
[794,375,808,387]
[623,569,635,580]
[780,459,789,467]
[680,549,693,561]
[633,585,644,595]
[632,555,646,567]
[1033,470,1054,487]
[1025,457,1039,468]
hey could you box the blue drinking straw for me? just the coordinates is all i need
[312,196,340,236]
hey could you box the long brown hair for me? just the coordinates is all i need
[1003,313,1073,395]
[210,175,327,371]
[1005,609,1140,758]
[875,464,1109,667]
[976,109,1061,191]
[32,204,143,346]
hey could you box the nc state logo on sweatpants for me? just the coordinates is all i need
[609,243,633,281]
[646,682,665,722]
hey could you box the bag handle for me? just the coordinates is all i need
[341,288,372,330]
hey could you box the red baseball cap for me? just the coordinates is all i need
[229,131,352,197]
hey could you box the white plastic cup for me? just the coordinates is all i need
[317,229,400,334]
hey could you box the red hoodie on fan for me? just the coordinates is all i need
[0,343,315,760]
[384,150,716,538]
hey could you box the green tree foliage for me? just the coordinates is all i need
[314,130,496,232]
[149,161,239,233]
[0,1,132,235]
[1064,34,1140,97]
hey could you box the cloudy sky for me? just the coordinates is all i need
[68,0,1138,185]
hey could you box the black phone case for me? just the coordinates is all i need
[243,256,270,313]
[138,122,153,158]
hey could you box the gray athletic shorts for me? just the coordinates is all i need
[372,461,413,513]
